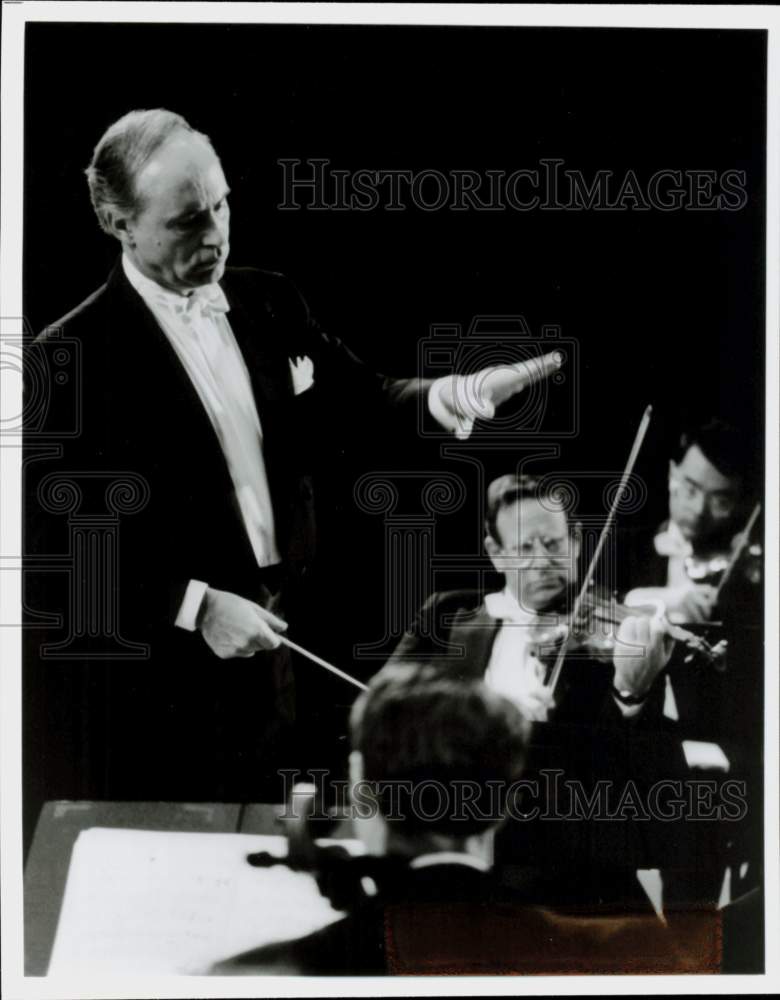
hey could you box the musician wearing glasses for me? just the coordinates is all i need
[623,418,759,627]
[388,473,673,724]
[620,418,762,745]
[620,417,763,907]
[387,473,687,903]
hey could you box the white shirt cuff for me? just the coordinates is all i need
[428,377,483,440]
[175,579,209,631]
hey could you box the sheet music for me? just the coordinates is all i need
[48,828,362,976]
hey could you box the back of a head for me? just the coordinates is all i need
[85,108,210,233]
[350,663,531,837]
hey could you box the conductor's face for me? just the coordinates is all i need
[121,131,230,293]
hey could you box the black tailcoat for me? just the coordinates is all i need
[24,262,430,802]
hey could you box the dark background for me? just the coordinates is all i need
[23,23,766,831]
[24,24,766,435]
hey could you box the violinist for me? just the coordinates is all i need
[621,416,763,907]
[389,472,674,724]
[211,664,697,976]
[623,418,758,626]
[387,472,690,904]
[621,417,762,751]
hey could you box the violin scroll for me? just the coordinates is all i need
[246,783,400,913]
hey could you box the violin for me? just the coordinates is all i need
[245,783,397,913]
[527,588,728,671]
[546,406,730,696]
[684,502,763,593]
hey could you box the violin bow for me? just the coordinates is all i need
[714,501,762,602]
[547,404,654,696]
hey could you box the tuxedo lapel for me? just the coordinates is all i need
[221,274,294,416]
[104,261,229,463]
[447,602,499,680]
[218,272,313,558]
[101,261,245,551]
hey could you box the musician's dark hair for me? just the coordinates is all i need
[85,109,214,234]
[350,663,530,836]
[675,418,747,485]
[484,472,574,546]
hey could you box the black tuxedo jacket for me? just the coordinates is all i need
[24,262,431,801]
[387,588,642,726]
[29,261,430,635]
[617,521,763,774]
[387,589,688,877]
[210,858,695,976]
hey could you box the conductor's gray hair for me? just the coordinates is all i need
[85,109,214,234]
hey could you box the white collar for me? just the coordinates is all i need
[122,254,229,315]
[409,852,490,872]
[484,587,542,624]
[654,519,693,559]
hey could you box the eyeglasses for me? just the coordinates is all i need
[670,474,736,518]
[500,535,570,560]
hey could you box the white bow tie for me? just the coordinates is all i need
[157,283,230,318]
[654,522,692,559]
[484,590,568,650]
[484,590,540,625]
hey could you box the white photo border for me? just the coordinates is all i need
[2,3,778,998]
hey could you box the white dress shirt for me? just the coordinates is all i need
[654,520,694,722]
[122,255,280,629]
[484,587,642,719]
[654,519,694,589]
[483,589,558,718]
[124,256,470,631]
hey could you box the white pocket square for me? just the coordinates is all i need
[289,355,314,395]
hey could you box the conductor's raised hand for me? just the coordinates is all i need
[475,350,564,413]
[198,587,288,659]
[434,350,564,438]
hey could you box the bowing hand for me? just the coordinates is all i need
[612,613,674,700]
[664,583,717,625]
[626,583,717,626]
[198,587,288,659]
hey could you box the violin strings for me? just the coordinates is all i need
[548,404,654,695]
[715,501,762,600]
